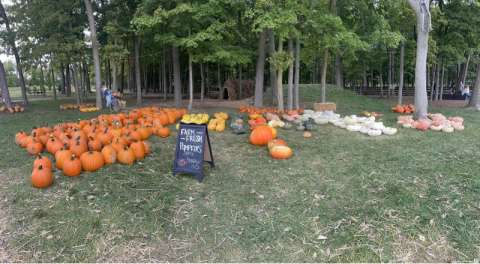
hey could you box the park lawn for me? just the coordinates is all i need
[0,85,479,262]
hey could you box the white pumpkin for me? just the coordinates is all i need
[344,116,357,125]
[453,125,464,131]
[367,129,382,137]
[369,122,385,130]
[442,126,454,133]
[382,127,397,135]
[346,125,361,132]
[359,127,370,134]
[314,118,329,125]
[402,123,413,128]
[430,125,443,131]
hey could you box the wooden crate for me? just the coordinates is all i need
[313,102,337,112]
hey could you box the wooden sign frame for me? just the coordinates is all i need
[173,123,214,182]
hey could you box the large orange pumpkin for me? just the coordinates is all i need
[31,165,53,188]
[249,125,274,146]
[101,145,117,164]
[270,145,293,160]
[156,127,171,138]
[80,151,105,172]
[34,155,52,170]
[130,141,146,160]
[62,155,82,177]
[117,146,136,165]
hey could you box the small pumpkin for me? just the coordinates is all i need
[101,145,117,164]
[130,141,146,160]
[270,145,293,160]
[303,131,312,138]
[268,139,288,150]
[80,151,105,172]
[34,155,52,170]
[31,165,53,188]
[87,136,103,151]
[55,148,72,170]
[117,146,136,165]
[62,154,82,177]
[142,141,151,155]
[156,127,171,138]
[26,140,44,155]
[70,140,88,156]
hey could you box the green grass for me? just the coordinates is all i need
[1,85,480,262]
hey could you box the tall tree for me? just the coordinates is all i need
[0,1,28,104]
[407,0,431,119]
[84,0,102,109]
[254,30,267,107]
[0,60,12,109]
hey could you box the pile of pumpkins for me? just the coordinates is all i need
[397,114,464,132]
[15,107,186,188]
[392,104,415,114]
[0,104,25,113]
[207,112,229,132]
[249,125,293,160]
[60,103,95,111]
[299,110,397,137]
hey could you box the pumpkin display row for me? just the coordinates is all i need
[15,107,187,188]
[397,114,464,132]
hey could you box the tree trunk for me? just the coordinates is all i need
[50,63,57,101]
[254,30,267,107]
[134,36,142,105]
[172,46,182,107]
[188,54,193,110]
[462,52,471,85]
[112,60,118,92]
[430,64,436,102]
[71,66,81,106]
[0,61,12,109]
[120,59,125,92]
[287,38,294,110]
[84,61,91,93]
[294,36,300,109]
[388,50,393,98]
[268,29,277,102]
[162,49,167,100]
[335,55,343,88]
[435,61,441,100]
[200,63,205,101]
[408,0,430,119]
[439,64,445,101]
[0,2,28,104]
[217,63,222,99]
[320,49,329,103]
[276,38,284,112]
[106,59,111,89]
[65,64,71,96]
[398,42,405,104]
[60,63,66,94]
[84,0,102,109]
[238,65,243,99]
[40,66,46,96]
[468,64,480,108]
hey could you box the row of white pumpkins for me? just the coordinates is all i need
[299,110,397,136]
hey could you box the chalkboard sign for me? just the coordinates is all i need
[173,123,214,182]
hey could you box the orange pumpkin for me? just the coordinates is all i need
[270,145,293,160]
[268,139,288,150]
[70,140,88,156]
[101,145,117,164]
[142,141,151,155]
[117,146,136,165]
[15,131,28,146]
[156,127,171,138]
[80,151,105,172]
[55,148,72,170]
[31,164,53,188]
[249,125,274,146]
[46,137,63,154]
[34,155,52,170]
[138,127,152,140]
[63,154,82,177]
[130,141,146,160]
[27,141,43,155]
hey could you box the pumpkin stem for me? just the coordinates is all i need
[38,165,43,170]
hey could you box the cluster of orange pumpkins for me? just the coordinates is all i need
[15,107,187,188]
[249,125,293,160]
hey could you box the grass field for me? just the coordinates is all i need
[0,85,479,262]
